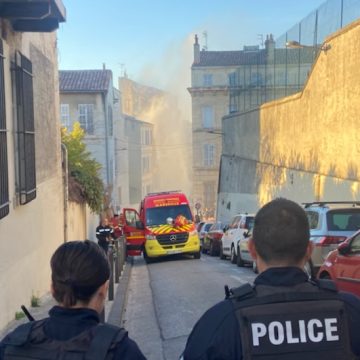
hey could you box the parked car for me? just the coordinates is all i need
[318,229,360,297]
[198,222,214,251]
[236,228,254,267]
[221,213,255,263]
[304,201,360,272]
[203,221,228,256]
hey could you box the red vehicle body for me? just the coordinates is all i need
[120,191,200,260]
[318,229,360,297]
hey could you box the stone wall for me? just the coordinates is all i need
[218,19,360,220]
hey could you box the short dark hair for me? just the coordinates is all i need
[51,240,110,307]
[252,198,310,264]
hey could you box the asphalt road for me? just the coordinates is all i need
[122,254,256,360]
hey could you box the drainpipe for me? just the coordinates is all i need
[61,143,68,243]
[102,92,110,187]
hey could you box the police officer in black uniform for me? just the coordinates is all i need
[0,240,146,360]
[96,217,115,253]
[181,198,360,360]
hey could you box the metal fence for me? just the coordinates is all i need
[230,0,360,114]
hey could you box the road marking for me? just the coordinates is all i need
[230,275,247,283]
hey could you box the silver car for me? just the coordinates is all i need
[304,201,360,272]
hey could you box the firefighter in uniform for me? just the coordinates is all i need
[181,198,360,360]
[0,240,146,360]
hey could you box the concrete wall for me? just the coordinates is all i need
[218,19,360,220]
[67,202,87,241]
[0,26,63,329]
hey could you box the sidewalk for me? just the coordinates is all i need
[0,258,133,339]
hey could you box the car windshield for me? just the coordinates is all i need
[146,205,193,226]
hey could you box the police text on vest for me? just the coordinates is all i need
[251,318,339,346]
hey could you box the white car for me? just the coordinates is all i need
[220,213,255,264]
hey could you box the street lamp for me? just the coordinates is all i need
[286,40,331,52]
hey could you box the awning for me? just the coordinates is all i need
[0,0,66,32]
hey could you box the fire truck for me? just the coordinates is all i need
[120,191,201,262]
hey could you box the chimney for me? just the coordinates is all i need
[193,34,200,65]
[265,34,275,63]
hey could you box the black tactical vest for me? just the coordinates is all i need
[228,280,357,360]
[2,319,127,360]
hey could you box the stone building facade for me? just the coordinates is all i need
[59,70,120,211]
[0,0,66,329]
[189,34,314,219]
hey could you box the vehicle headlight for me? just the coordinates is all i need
[146,234,157,240]
[189,230,198,237]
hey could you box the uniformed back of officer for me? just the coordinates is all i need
[181,198,360,360]
[0,240,146,360]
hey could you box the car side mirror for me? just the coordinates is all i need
[338,241,350,255]
[223,226,228,232]
[136,221,145,230]
[243,231,249,238]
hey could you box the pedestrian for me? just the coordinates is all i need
[181,198,360,359]
[96,217,114,253]
[0,240,146,359]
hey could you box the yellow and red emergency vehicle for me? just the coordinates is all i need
[120,191,201,262]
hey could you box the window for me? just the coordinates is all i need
[203,74,213,86]
[15,52,36,205]
[60,104,70,127]
[0,39,9,219]
[78,104,94,134]
[228,72,237,87]
[203,144,215,167]
[141,128,152,145]
[201,106,214,128]
[350,234,360,254]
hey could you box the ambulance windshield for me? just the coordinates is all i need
[146,205,192,226]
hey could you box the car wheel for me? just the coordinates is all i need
[230,246,237,264]
[219,244,226,260]
[143,249,154,264]
[236,247,244,267]
[193,251,201,259]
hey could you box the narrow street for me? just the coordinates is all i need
[122,255,256,360]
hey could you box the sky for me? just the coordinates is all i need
[57,0,326,90]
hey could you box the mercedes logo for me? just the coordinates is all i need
[170,235,177,242]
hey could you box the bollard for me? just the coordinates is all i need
[108,243,114,301]
[119,236,125,271]
[114,239,120,283]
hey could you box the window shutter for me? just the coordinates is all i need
[15,51,36,205]
[0,39,9,219]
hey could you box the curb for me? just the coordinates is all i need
[106,257,133,326]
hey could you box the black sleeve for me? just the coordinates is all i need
[181,300,242,360]
[114,336,147,359]
[339,292,360,356]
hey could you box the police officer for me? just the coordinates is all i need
[96,217,115,253]
[0,240,146,360]
[181,198,360,359]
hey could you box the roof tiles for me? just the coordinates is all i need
[59,70,112,92]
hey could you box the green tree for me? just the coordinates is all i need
[61,122,104,213]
